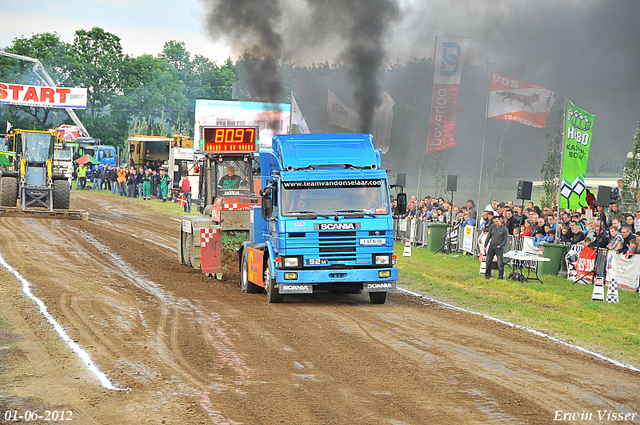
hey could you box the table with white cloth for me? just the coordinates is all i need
[503,250,551,283]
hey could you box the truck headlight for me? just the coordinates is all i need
[283,257,299,268]
[374,255,391,265]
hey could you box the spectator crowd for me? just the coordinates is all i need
[72,161,172,202]
[393,188,640,259]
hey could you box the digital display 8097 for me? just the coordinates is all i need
[202,127,257,153]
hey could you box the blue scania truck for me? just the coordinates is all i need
[239,133,406,304]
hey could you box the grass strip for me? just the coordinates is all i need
[394,243,640,367]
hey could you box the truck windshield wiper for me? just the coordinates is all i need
[334,209,375,217]
[289,210,330,219]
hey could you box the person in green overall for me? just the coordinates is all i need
[142,168,152,200]
[160,169,171,202]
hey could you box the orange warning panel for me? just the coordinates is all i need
[247,246,264,287]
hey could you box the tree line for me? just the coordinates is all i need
[0,28,236,149]
[4,26,637,202]
[0,27,435,177]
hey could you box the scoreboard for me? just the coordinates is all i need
[201,126,258,153]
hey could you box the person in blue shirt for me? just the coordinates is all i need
[533,228,546,248]
[460,211,475,227]
[546,229,556,243]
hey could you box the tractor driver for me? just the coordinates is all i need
[218,166,244,189]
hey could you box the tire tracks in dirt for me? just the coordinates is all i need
[1,191,639,424]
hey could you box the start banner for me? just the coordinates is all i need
[0,83,87,109]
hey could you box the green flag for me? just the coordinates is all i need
[559,100,594,209]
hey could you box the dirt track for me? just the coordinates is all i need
[0,191,639,424]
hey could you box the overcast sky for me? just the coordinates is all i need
[0,0,233,62]
[2,0,639,186]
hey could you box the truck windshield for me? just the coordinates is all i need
[281,179,390,216]
[56,148,72,161]
[22,132,52,162]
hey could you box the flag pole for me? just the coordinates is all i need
[475,67,492,226]
[289,90,294,133]
[326,89,330,133]
[416,35,439,201]
[557,95,568,223]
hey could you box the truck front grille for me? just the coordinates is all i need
[318,231,357,261]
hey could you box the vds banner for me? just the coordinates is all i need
[0,83,88,109]
[426,37,470,153]
[559,99,594,209]
[487,72,555,128]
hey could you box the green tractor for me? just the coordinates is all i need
[0,134,13,169]
[0,129,70,210]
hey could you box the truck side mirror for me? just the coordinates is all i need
[260,188,271,197]
[396,193,407,215]
[262,196,273,219]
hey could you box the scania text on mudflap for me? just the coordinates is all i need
[238,133,407,304]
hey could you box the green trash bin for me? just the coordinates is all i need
[426,222,449,252]
[538,242,568,275]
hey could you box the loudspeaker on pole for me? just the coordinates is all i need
[516,181,533,200]
[446,175,458,192]
[396,173,406,188]
[596,186,612,207]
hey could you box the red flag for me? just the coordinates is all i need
[426,37,470,153]
[177,194,187,207]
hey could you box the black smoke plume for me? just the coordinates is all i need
[203,0,284,101]
[304,0,400,132]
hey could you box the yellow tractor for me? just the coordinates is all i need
[0,129,70,210]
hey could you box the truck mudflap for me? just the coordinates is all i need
[362,281,396,292]
[278,284,313,294]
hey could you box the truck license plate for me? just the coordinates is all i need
[306,258,328,265]
[359,238,386,245]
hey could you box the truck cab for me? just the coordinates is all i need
[53,142,74,185]
[240,133,406,304]
[167,147,202,204]
[93,145,117,168]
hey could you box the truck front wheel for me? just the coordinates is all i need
[264,262,283,303]
[369,291,387,304]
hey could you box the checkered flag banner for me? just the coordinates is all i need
[560,176,586,203]
[607,279,620,304]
